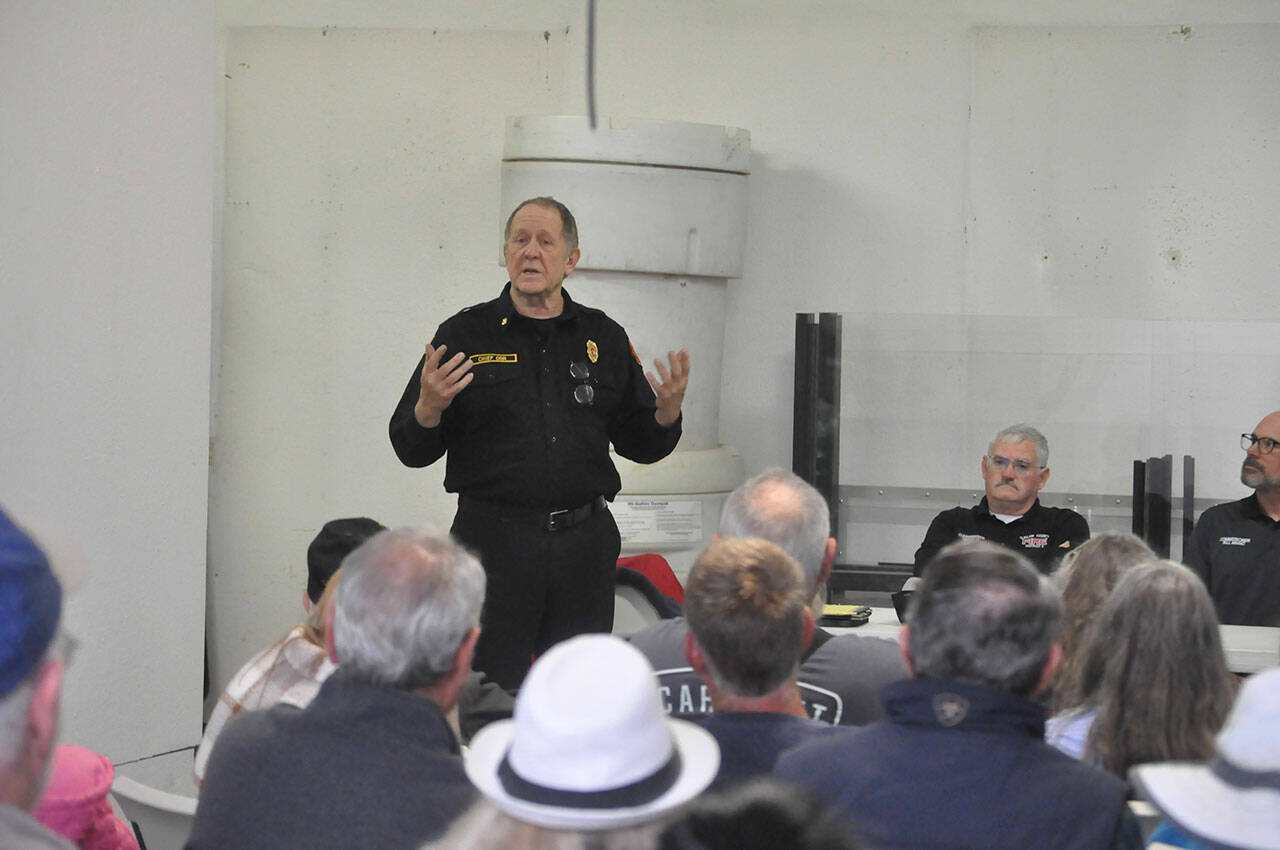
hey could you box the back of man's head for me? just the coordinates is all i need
[0,508,63,808]
[719,468,829,590]
[906,540,1061,697]
[333,526,484,691]
[685,538,809,698]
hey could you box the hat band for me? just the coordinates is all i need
[498,748,683,810]
[1210,755,1280,791]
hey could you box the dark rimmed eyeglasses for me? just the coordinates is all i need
[985,455,1045,476]
[1241,433,1279,454]
[569,360,594,406]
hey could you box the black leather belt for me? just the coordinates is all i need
[459,495,606,532]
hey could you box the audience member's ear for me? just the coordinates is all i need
[1033,642,1063,697]
[897,626,915,676]
[325,605,338,664]
[801,607,815,652]
[819,538,836,585]
[22,660,64,809]
[453,628,480,678]
[684,632,708,677]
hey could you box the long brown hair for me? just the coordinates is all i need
[1078,560,1236,777]
[1051,532,1155,710]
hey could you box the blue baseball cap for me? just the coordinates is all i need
[0,508,62,698]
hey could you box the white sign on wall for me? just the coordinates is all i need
[613,500,703,547]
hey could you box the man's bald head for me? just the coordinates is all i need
[1242,410,1280,493]
[719,468,830,590]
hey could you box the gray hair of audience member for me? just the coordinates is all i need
[659,777,864,850]
[1078,560,1236,778]
[423,799,669,850]
[906,540,1061,696]
[685,538,810,698]
[988,423,1049,467]
[1051,532,1156,710]
[333,526,485,690]
[718,468,829,590]
[504,196,579,253]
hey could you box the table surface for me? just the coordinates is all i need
[827,607,1279,675]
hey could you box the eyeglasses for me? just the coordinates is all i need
[569,360,594,406]
[986,455,1044,476]
[1242,433,1279,454]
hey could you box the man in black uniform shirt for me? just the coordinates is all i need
[1186,410,1280,626]
[913,424,1089,575]
[389,197,689,688]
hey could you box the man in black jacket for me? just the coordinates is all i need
[187,526,483,850]
[777,540,1141,850]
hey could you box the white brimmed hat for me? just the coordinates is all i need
[465,633,719,831]
[1131,666,1280,850]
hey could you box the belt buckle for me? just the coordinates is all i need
[546,508,569,532]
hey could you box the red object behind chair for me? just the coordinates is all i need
[617,553,683,605]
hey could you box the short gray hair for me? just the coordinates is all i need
[907,540,1062,696]
[685,538,809,697]
[988,424,1049,467]
[333,526,485,690]
[719,468,829,590]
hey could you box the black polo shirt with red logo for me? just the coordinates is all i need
[913,497,1090,576]
[1186,494,1280,626]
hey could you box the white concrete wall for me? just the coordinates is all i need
[1,1,212,762]
[207,23,572,706]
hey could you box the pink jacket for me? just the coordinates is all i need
[34,745,138,850]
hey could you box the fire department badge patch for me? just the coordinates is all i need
[586,340,599,363]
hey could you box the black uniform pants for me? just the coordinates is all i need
[451,498,620,690]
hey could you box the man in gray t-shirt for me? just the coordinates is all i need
[630,468,905,726]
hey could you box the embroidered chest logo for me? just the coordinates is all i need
[958,533,985,542]
[932,693,970,728]
[1218,536,1251,547]
[586,339,599,363]
[468,353,518,365]
[1019,534,1050,549]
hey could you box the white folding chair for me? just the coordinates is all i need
[110,776,198,850]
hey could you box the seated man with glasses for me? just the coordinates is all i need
[912,424,1089,575]
[1185,410,1280,626]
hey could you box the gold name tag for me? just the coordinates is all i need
[468,353,518,365]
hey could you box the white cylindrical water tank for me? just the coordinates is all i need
[501,115,750,581]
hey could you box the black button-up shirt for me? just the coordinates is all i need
[389,283,681,508]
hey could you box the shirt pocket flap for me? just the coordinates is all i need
[467,356,523,385]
